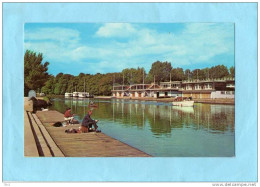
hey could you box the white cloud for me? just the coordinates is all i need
[126,23,234,67]
[95,23,136,38]
[25,27,80,43]
[24,23,234,74]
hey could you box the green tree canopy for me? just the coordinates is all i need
[171,68,185,81]
[209,65,229,79]
[184,69,192,80]
[25,50,234,96]
[41,75,55,95]
[24,50,49,96]
[99,73,114,95]
[191,69,206,80]
[122,67,146,85]
[148,61,172,83]
[230,66,235,78]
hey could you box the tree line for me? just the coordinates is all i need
[24,50,235,96]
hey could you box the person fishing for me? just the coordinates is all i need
[64,108,75,125]
[81,110,100,132]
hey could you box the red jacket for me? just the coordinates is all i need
[64,110,72,117]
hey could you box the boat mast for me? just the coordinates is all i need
[122,73,124,95]
[143,69,144,90]
[113,75,115,91]
[170,72,172,88]
[130,72,132,90]
[84,78,86,93]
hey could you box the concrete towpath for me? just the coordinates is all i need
[35,110,150,157]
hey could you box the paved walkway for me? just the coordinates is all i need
[24,110,65,157]
[24,111,39,156]
[35,110,150,157]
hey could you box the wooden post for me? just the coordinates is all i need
[170,72,172,88]
[143,69,144,90]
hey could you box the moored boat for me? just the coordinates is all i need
[87,94,94,98]
[78,92,87,98]
[73,92,79,97]
[172,100,194,107]
[65,93,73,97]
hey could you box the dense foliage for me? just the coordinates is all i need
[146,61,172,83]
[24,50,50,96]
[25,50,235,96]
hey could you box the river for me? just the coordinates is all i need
[49,97,235,157]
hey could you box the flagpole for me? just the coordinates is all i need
[170,72,172,88]
[143,69,144,90]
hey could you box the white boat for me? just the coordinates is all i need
[172,100,194,107]
[78,92,87,98]
[73,92,79,97]
[87,93,94,98]
[172,106,194,114]
[65,93,73,97]
[78,79,89,98]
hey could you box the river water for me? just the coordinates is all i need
[50,97,235,157]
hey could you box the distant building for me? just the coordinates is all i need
[180,78,235,99]
[112,78,235,99]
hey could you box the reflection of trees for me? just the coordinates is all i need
[144,105,172,135]
[111,102,146,128]
[51,99,68,114]
[50,98,235,135]
[193,104,235,133]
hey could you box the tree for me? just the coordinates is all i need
[191,69,206,80]
[184,69,192,80]
[148,61,172,83]
[122,67,146,85]
[41,75,55,94]
[209,65,229,79]
[99,74,113,95]
[24,50,49,96]
[87,73,103,95]
[52,73,74,95]
[230,66,235,78]
[202,68,210,79]
[171,68,184,81]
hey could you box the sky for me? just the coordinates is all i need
[24,23,234,76]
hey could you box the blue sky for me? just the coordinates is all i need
[24,23,234,76]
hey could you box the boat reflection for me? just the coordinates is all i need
[53,98,234,136]
[172,106,194,114]
[49,98,235,157]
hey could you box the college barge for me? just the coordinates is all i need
[112,78,235,100]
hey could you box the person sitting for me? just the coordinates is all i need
[64,108,75,125]
[81,110,99,132]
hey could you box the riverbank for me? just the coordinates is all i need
[94,96,113,99]
[24,100,150,157]
[43,95,234,105]
[193,98,234,105]
[95,96,235,105]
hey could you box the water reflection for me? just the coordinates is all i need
[50,98,235,157]
[52,98,234,136]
